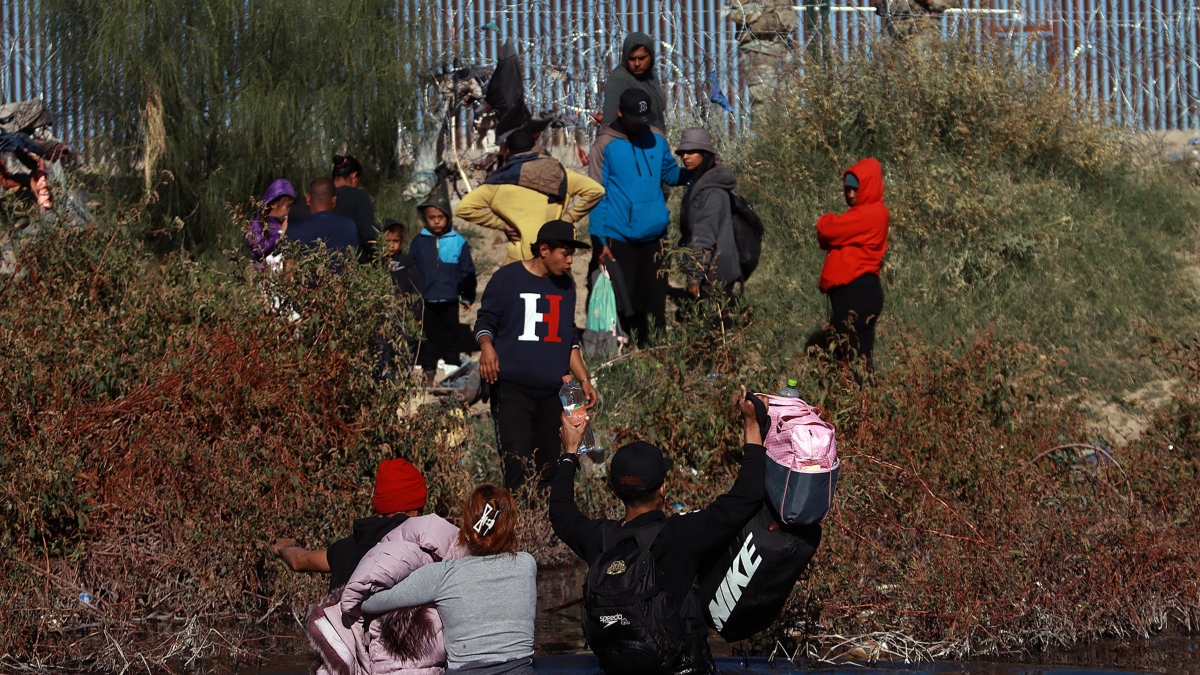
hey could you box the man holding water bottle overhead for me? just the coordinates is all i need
[475,220,598,490]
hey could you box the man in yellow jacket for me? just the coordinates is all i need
[457,129,605,265]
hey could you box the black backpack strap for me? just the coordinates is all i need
[631,519,668,552]
[597,519,619,553]
[600,518,668,554]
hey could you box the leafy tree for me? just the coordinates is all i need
[42,0,418,248]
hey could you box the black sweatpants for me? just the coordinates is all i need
[417,301,461,371]
[609,238,667,347]
[491,383,562,490]
[828,273,884,364]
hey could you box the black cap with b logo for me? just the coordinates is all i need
[618,89,657,125]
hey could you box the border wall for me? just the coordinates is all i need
[3,0,1199,149]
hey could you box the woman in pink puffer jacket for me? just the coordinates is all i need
[307,514,468,675]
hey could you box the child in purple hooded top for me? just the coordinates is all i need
[246,178,297,268]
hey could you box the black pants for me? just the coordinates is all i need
[586,235,605,288]
[418,301,461,371]
[676,281,737,331]
[828,273,884,364]
[490,383,562,490]
[609,238,667,347]
[673,595,717,675]
[584,235,605,316]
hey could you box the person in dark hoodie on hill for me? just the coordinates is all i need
[675,127,740,300]
[589,89,690,347]
[411,188,477,377]
[816,157,890,367]
[474,220,597,490]
[602,32,668,135]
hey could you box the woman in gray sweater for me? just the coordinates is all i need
[676,127,741,299]
[362,485,537,675]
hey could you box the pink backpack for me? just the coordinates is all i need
[761,395,839,524]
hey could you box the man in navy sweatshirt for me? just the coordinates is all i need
[287,178,359,265]
[475,220,598,489]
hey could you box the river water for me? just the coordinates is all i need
[242,565,1198,675]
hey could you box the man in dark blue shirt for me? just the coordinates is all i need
[286,178,358,262]
[474,220,598,489]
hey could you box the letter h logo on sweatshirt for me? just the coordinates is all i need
[518,293,564,342]
[473,262,578,396]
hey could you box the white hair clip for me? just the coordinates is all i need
[473,502,500,536]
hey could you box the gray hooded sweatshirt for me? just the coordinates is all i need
[601,32,668,133]
[679,165,741,285]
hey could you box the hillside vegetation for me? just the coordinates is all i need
[728,39,1200,391]
[1,37,1198,671]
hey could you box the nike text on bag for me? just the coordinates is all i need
[762,394,839,525]
[581,521,682,675]
[729,192,764,282]
[697,507,821,642]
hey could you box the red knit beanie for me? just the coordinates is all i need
[373,458,428,515]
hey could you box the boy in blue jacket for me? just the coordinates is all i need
[410,188,477,377]
[588,88,690,347]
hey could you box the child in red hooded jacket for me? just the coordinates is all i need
[816,157,889,367]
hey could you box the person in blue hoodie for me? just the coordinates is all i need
[588,88,690,347]
[410,188,477,378]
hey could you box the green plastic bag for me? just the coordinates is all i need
[587,269,619,332]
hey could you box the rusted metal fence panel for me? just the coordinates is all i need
[402,0,751,145]
[390,0,1200,137]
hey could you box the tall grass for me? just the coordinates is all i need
[41,0,418,249]
[733,37,1200,389]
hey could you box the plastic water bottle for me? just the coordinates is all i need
[559,376,598,455]
[779,378,801,398]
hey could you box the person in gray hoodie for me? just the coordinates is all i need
[676,128,740,298]
[601,32,668,134]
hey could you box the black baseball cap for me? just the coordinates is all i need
[610,441,674,494]
[533,220,591,251]
[618,89,656,125]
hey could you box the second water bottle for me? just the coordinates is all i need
[559,375,598,454]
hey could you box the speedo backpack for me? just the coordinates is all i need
[581,521,682,675]
[729,192,764,282]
